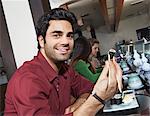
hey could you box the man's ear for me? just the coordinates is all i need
[38,35,44,48]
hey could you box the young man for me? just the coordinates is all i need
[4,8,122,116]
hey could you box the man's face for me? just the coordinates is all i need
[91,43,99,57]
[42,20,74,62]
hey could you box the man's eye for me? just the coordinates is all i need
[70,35,74,38]
[67,34,74,38]
[53,34,61,38]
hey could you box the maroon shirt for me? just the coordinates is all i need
[4,52,93,116]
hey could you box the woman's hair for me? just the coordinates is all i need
[88,38,101,58]
[88,38,99,46]
[70,36,96,73]
[35,8,77,49]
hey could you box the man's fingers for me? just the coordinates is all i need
[113,57,123,92]
[108,60,117,86]
[113,57,122,76]
[97,61,109,82]
[94,61,109,97]
[65,106,71,114]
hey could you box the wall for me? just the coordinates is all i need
[1,0,38,68]
[49,0,70,9]
[93,14,149,55]
[29,0,51,26]
[0,1,16,79]
[29,0,44,26]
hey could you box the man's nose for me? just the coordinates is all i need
[61,36,70,44]
[96,48,99,52]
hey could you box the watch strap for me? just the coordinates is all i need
[91,92,105,105]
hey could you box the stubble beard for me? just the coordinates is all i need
[45,48,71,63]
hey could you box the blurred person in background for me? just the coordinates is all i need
[88,38,102,72]
[70,36,101,83]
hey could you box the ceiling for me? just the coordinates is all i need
[68,0,105,29]
[121,0,150,19]
[54,0,150,32]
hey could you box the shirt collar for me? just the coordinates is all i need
[36,51,58,82]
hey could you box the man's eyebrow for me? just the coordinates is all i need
[51,31,74,35]
[51,31,63,34]
[68,32,74,35]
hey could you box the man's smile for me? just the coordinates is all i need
[56,47,70,54]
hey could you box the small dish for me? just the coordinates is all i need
[127,84,144,90]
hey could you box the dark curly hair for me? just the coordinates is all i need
[35,8,77,49]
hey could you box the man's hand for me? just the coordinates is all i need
[65,93,90,114]
[93,57,122,101]
[73,58,122,115]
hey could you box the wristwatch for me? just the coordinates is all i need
[91,91,105,105]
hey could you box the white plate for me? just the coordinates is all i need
[103,90,139,112]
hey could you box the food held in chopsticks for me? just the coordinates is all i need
[108,49,116,61]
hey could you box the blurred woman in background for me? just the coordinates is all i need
[88,38,101,72]
[70,36,101,83]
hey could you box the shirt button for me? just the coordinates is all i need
[56,84,59,91]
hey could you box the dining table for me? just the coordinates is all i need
[96,87,150,116]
